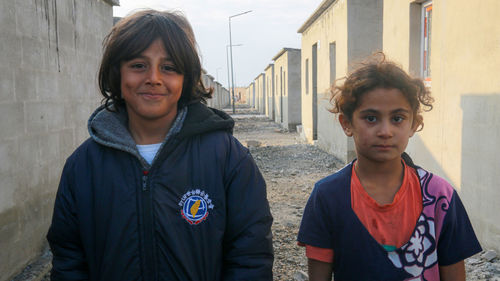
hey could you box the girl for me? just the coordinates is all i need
[297,55,481,281]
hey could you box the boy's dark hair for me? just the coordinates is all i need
[330,53,433,129]
[98,9,212,110]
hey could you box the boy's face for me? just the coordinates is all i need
[339,88,419,164]
[120,38,184,127]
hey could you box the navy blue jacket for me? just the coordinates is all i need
[298,155,481,280]
[47,102,273,281]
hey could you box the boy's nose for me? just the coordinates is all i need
[146,68,162,86]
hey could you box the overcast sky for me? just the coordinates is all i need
[113,0,323,88]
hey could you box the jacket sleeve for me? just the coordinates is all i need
[222,149,274,280]
[46,159,89,280]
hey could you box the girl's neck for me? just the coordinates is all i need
[355,157,404,205]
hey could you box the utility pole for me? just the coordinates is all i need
[229,10,252,113]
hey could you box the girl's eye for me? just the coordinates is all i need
[365,116,377,123]
[393,116,405,123]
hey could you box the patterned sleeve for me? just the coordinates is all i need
[437,190,482,266]
[297,184,334,249]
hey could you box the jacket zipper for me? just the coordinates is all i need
[139,139,179,281]
[141,169,155,280]
[142,170,148,191]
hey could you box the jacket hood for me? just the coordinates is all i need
[177,102,234,139]
[88,102,234,161]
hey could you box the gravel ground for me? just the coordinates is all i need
[12,104,500,280]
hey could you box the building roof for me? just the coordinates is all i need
[104,0,120,6]
[264,63,274,71]
[272,48,301,61]
[297,0,337,33]
[254,73,265,81]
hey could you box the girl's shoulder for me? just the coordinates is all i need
[403,153,456,199]
[313,162,353,196]
[413,165,456,201]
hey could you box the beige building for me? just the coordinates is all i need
[383,0,500,252]
[264,64,275,119]
[234,87,247,104]
[272,48,302,130]
[255,73,266,114]
[248,82,255,108]
[298,0,383,161]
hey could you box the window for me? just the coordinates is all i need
[305,59,309,94]
[422,1,432,84]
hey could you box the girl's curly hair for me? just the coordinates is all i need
[330,53,433,130]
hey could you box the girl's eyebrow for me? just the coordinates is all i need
[358,108,411,114]
[358,109,379,114]
[391,108,411,114]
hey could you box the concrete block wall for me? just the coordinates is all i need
[0,0,114,279]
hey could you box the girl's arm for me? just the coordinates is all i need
[308,258,333,281]
[439,260,465,281]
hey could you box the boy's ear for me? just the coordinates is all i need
[339,114,353,137]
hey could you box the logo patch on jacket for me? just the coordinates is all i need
[179,189,214,225]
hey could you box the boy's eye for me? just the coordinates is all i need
[161,64,177,72]
[364,116,377,123]
[130,63,146,69]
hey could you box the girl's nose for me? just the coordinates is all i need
[377,121,393,138]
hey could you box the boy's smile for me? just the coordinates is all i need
[340,87,418,164]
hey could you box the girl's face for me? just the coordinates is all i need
[120,38,184,126]
[339,88,419,165]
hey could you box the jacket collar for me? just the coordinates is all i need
[88,103,187,167]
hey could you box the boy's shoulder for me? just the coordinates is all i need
[65,137,119,168]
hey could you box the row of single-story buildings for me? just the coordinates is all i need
[246,0,500,253]
[202,72,231,110]
[246,48,302,131]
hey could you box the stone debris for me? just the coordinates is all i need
[293,270,309,281]
[246,140,262,147]
[482,250,498,262]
